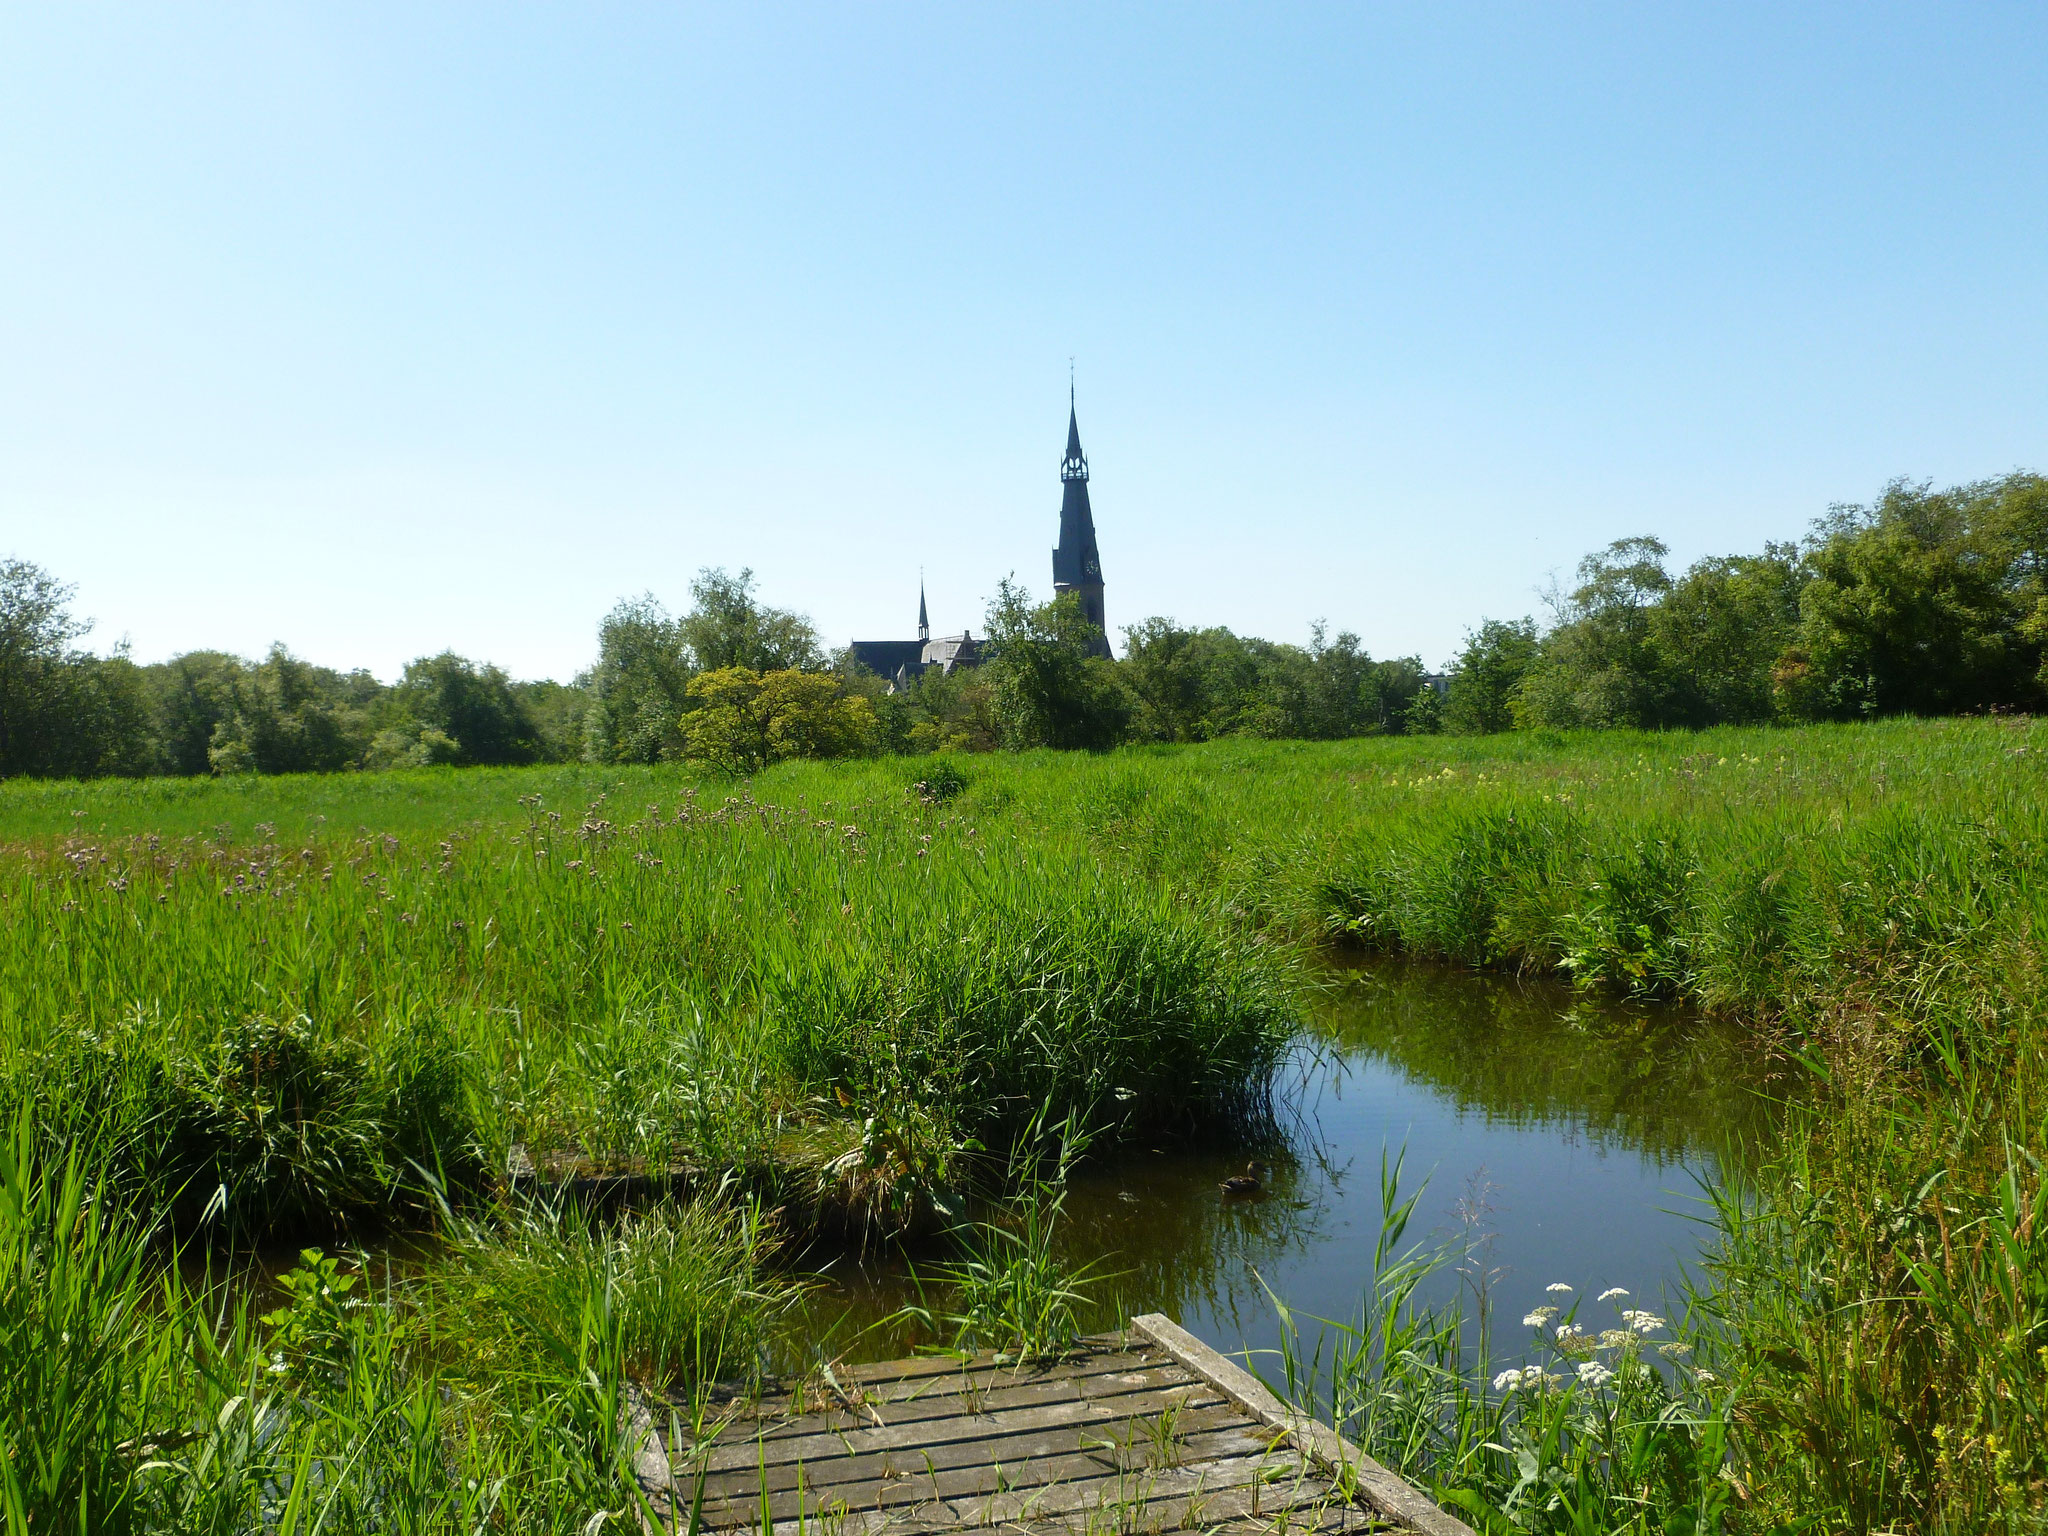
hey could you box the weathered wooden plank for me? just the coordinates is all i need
[833,1334,1139,1388]
[729,1352,1185,1435]
[692,1381,1223,1473]
[902,1449,1329,1529]
[689,1402,1268,1501]
[723,1488,1398,1536]
[992,1476,1399,1536]
[728,1362,1202,1445]
[1131,1314,1475,1536]
[694,1417,1282,1516]
[706,1449,1335,1536]
[988,1502,1399,1536]
[692,1424,1294,1525]
[695,1476,1397,1536]
[840,1350,1171,1408]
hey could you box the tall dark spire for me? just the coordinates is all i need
[917,574,929,642]
[1051,380,1110,657]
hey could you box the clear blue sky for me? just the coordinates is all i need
[4,5,2044,681]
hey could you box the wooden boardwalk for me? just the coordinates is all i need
[638,1315,1472,1536]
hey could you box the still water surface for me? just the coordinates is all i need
[796,958,1786,1372]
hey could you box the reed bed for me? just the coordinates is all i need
[0,780,1292,1240]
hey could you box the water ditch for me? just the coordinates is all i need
[788,956,1792,1372]
[208,955,1794,1388]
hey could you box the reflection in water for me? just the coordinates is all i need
[784,958,1789,1372]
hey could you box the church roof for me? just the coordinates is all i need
[847,639,926,682]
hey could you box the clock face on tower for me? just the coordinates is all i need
[1085,559,1099,577]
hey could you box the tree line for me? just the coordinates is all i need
[5,470,2043,779]
[1442,471,2048,734]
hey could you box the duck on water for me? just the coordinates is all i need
[1220,1161,1268,1197]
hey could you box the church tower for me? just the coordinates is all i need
[1051,386,1111,657]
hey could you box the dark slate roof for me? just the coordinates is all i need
[847,639,927,682]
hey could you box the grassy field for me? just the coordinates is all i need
[5,717,2046,1531]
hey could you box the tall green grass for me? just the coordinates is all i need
[0,1114,788,1534]
[2,782,1292,1237]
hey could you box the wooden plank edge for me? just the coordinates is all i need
[1130,1313,1477,1536]
[836,1329,1139,1386]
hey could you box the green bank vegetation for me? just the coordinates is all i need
[2,719,2046,1530]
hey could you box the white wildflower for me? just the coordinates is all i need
[1598,1329,1634,1349]
[1576,1361,1613,1388]
[1622,1309,1665,1334]
[1597,1287,1629,1302]
[1554,1322,1584,1342]
[1492,1368,1525,1392]
[1659,1341,1692,1358]
[1696,1370,1718,1386]
[1546,1282,1574,1295]
[1522,1306,1558,1327]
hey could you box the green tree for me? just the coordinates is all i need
[1780,476,2047,719]
[584,595,693,764]
[982,580,1132,751]
[1300,625,1382,738]
[679,567,821,673]
[585,571,822,764]
[362,725,462,769]
[1520,537,1676,728]
[513,679,591,763]
[0,559,87,776]
[892,664,1000,754]
[1443,618,1539,735]
[391,652,539,766]
[1120,619,1264,742]
[207,646,373,774]
[1367,653,1429,736]
[0,560,155,777]
[144,651,247,775]
[1651,549,1803,725]
[680,666,877,775]
[1402,680,1445,734]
